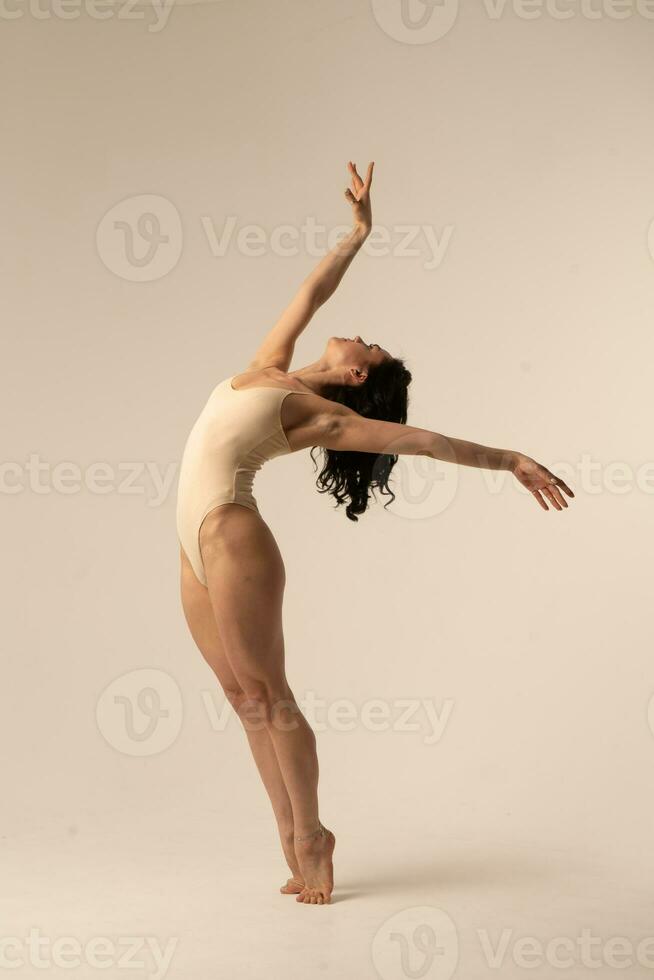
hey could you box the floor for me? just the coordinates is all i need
[4,808,653,980]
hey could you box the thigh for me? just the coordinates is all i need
[180,547,243,700]
[199,504,288,692]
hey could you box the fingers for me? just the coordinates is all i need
[533,481,574,512]
[543,469,574,499]
[546,472,574,505]
[549,484,568,509]
[347,161,363,193]
[542,487,563,511]
[344,187,357,205]
[524,465,574,512]
[347,160,374,193]
[532,489,549,511]
[556,478,575,498]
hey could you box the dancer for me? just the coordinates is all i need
[176,161,574,905]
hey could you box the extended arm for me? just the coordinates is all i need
[247,162,374,372]
[318,407,574,511]
[322,409,515,470]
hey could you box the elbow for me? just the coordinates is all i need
[421,434,439,460]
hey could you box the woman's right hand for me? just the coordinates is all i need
[511,453,575,511]
[344,161,374,235]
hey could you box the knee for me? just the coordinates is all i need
[222,685,247,712]
[224,685,268,731]
[237,680,300,731]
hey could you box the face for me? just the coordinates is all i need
[325,335,391,384]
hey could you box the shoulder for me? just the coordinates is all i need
[232,366,281,388]
[234,365,308,393]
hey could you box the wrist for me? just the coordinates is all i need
[507,450,524,472]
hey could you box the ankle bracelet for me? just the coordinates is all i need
[295,822,326,843]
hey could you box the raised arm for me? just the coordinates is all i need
[247,162,374,372]
[317,407,574,512]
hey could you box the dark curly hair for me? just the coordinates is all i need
[311,357,412,521]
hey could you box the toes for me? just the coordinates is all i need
[296,888,330,905]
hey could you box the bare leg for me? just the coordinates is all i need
[198,504,335,905]
[181,550,304,892]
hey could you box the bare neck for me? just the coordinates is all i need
[289,359,345,396]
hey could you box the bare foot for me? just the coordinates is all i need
[280,876,304,894]
[295,824,335,905]
[279,829,304,894]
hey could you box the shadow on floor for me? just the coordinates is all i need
[334,847,576,900]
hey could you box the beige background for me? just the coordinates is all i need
[2,1,654,977]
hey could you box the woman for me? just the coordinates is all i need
[176,161,574,906]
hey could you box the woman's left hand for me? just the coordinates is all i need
[344,161,374,234]
[511,453,575,511]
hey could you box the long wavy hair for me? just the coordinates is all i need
[311,357,412,521]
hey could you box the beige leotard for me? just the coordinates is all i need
[176,376,313,585]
